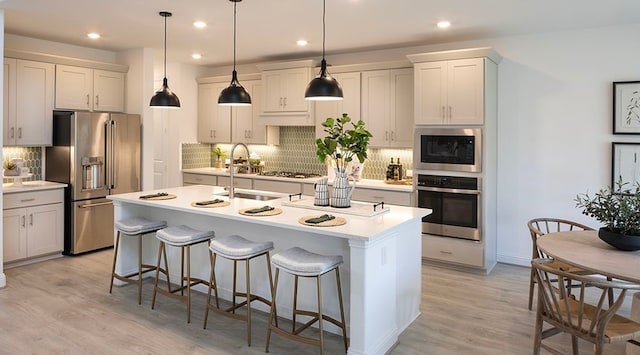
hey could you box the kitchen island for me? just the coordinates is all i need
[108,185,429,355]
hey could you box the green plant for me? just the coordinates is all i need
[315,113,372,172]
[575,177,640,235]
[212,146,227,160]
[3,160,16,170]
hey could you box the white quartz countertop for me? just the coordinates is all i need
[182,167,414,192]
[108,185,429,241]
[2,180,67,194]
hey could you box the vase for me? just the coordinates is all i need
[598,227,640,251]
[314,177,329,206]
[214,158,224,169]
[330,169,355,208]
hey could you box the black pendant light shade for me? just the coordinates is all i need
[219,0,251,106]
[305,0,343,101]
[150,11,181,109]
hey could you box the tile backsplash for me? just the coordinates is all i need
[2,147,43,183]
[182,126,413,180]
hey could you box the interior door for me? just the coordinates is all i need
[153,109,169,189]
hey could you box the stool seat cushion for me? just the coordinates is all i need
[156,225,215,246]
[272,247,343,276]
[210,234,274,259]
[115,217,167,235]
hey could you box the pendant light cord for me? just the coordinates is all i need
[233,0,237,72]
[322,0,326,60]
[163,13,167,79]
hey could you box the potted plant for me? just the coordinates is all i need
[3,160,18,176]
[212,146,227,169]
[575,177,640,250]
[316,113,372,207]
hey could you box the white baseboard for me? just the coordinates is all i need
[0,272,6,288]
[497,254,530,267]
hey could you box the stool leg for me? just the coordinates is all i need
[137,234,143,305]
[212,253,220,309]
[292,275,299,333]
[265,253,278,327]
[265,267,280,353]
[162,241,171,293]
[336,268,348,352]
[317,275,324,355]
[152,241,164,310]
[180,247,185,296]
[109,231,121,294]
[204,250,214,329]
[232,260,238,314]
[186,245,191,324]
[246,257,252,346]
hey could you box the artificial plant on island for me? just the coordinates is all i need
[315,113,372,173]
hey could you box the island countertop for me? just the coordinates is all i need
[108,184,428,355]
[108,184,428,241]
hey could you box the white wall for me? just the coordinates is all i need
[0,9,6,288]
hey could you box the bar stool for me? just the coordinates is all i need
[109,217,168,304]
[204,234,276,346]
[266,247,348,354]
[151,225,215,323]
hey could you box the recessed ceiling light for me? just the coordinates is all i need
[193,21,207,29]
[192,53,202,60]
[296,39,308,47]
[437,21,451,29]
[87,32,101,39]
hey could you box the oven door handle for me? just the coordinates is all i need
[417,186,481,195]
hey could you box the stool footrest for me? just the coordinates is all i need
[268,323,321,347]
[293,309,345,332]
[155,278,209,301]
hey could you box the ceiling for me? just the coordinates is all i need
[3,0,640,67]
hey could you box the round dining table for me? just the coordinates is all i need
[537,230,640,284]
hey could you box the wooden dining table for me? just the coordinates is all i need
[537,230,640,284]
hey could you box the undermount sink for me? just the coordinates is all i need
[215,190,281,201]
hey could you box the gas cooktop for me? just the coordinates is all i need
[260,171,322,179]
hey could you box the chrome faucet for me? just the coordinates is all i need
[228,143,250,199]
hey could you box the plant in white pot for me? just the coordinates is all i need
[316,113,372,207]
[575,178,640,251]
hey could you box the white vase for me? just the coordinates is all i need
[331,169,355,208]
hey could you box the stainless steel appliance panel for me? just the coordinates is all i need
[108,113,141,195]
[72,112,110,200]
[71,198,114,254]
[414,127,482,172]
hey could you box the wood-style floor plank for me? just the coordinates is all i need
[0,250,633,354]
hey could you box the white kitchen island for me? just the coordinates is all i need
[108,185,429,355]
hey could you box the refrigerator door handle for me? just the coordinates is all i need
[111,119,117,189]
[78,201,113,208]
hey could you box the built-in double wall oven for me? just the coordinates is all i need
[414,127,483,241]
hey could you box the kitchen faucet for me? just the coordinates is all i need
[228,143,250,199]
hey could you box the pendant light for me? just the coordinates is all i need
[218,0,251,106]
[305,0,343,101]
[150,11,181,109]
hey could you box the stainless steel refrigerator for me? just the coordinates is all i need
[46,111,141,255]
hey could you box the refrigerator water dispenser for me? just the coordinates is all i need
[82,156,104,190]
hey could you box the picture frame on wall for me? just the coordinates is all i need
[612,142,640,189]
[613,81,640,134]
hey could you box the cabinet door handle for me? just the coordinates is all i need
[248,130,252,138]
[283,97,287,107]
[21,215,25,228]
[442,106,446,120]
[449,106,452,120]
[20,198,35,203]
[372,196,385,200]
[440,250,453,255]
[385,131,389,141]
[86,94,90,106]
[279,97,283,107]
[10,127,14,139]
[96,95,99,107]
[390,131,395,141]
[29,214,33,226]
[18,127,22,139]
[210,130,213,138]
[213,130,216,138]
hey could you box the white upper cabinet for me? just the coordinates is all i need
[361,68,413,148]
[413,58,484,125]
[55,65,125,112]
[314,72,361,139]
[198,82,232,144]
[232,80,279,145]
[3,58,54,146]
[261,67,311,113]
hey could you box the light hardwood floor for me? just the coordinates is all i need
[0,250,633,354]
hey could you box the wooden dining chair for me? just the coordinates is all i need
[527,218,595,310]
[532,258,640,354]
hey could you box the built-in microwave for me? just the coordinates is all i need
[414,127,482,172]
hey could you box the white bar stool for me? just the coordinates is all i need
[109,217,167,304]
[204,234,276,347]
[266,247,348,354]
[151,225,215,323]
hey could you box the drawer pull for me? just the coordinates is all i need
[79,201,113,208]
[20,198,36,202]
[439,250,453,255]
[372,196,384,199]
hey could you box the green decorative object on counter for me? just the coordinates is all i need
[575,177,640,250]
[3,160,18,176]
[316,113,371,208]
[315,113,372,173]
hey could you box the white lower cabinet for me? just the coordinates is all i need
[253,180,301,194]
[217,176,253,189]
[422,234,484,268]
[183,173,217,186]
[351,187,413,206]
[3,189,64,264]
